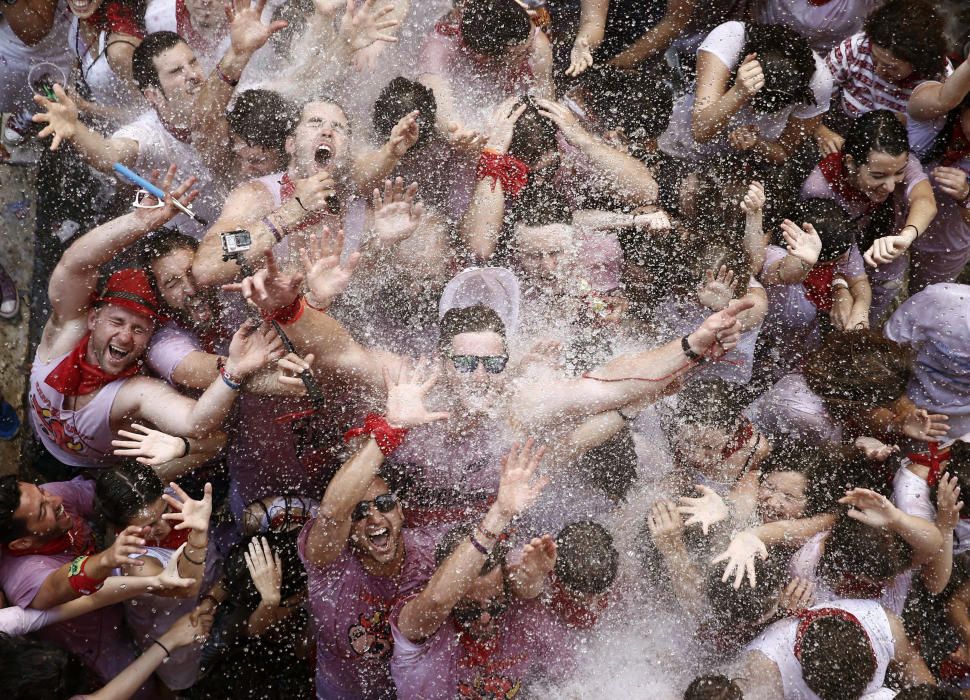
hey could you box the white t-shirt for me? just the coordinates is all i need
[659,21,834,162]
[0,604,58,635]
[746,599,895,700]
[893,456,970,554]
[112,110,224,237]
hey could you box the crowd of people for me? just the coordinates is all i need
[2,0,970,697]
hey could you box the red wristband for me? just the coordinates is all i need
[215,63,239,87]
[344,413,409,455]
[68,555,106,596]
[476,149,530,198]
[265,296,305,325]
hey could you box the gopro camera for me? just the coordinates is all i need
[221,229,252,260]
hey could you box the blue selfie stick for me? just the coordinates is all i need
[113,163,208,226]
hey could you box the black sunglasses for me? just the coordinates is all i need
[452,595,510,625]
[351,493,398,522]
[449,355,508,374]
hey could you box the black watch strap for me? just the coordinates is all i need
[682,335,704,362]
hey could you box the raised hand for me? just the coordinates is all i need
[162,482,214,537]
[445,122,486,154]
[838,487,900,529]
[292,171,337,213]
[508,534,557,597]
[899,408,951,442]
[647,500,685,555]
[712,530,768,589]
[931,166,970,202]
[677,485,729,536]
[781,219,822,267]
[388,110,420,157]
[740,180,765,215]
[152,543,198,591]
[383,359,450,428]
[728,125,759,152]
[864,228,917,268]
[815,125,845,157]
[300,227,361,308]
[131,164,200,230]
[496,439,549,519]
[102,525,149,570]
[32,83,78,151]
[226,319,285,378]
[776,577,815,616]
[735,53,764,99]
[936,472,964,533]
[853,436,899,462]
[485,99,528,154]
[275,351,316,393]
[565,35,593,77]
[227,0,289,56]
[338,0,400,53]
[244,536,283,606]
[535,98,588,146]
[687,297,755,360]
[223,250,305,316]
[112,423,189,465]
[371,177,424,246]
[696,265,738,311]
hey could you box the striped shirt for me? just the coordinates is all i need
[825,33,948,118]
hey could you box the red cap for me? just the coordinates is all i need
[97,268,161,320]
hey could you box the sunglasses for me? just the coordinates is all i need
[351,493,398,522]
[452,595,510,626]
[449,355,508,374]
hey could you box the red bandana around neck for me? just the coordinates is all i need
[722,420,755,459]
[45,334,142,397]
[156,527,190,550]
[175,0,221,55]
[793,607,876,668]
[941,118,970,167]
[802,261,838,311]
[908,441,951,487]
[5,510,96,558]
[818,152,870,205]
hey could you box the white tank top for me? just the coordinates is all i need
[68,17,133,108]
[746,599,894,699]
[892,448,970,554]
[28,349,128,467]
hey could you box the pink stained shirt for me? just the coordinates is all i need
[297,522,440,700]
[28,350,128,468]
[390,593,575,699]
[0,478,141,686]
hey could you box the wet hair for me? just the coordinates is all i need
[511,182,572,228]
[132,31,185,92]
[930,440,970,519]
[136,229,198,268]
[459,0,531,58]
[684,675,743,700]
[373,77,437,150]
[864,0,947,79]
[577,65,673,139]
[507,96,558,168]
[435,522,509,574]
[574,425,638,502]
[0,633,98,699]
[706,556,784,625]
[786,198,855,263]
[0,475,26,543]
[554,521,619,595]
[672,379,749,433]
[437,304,506,354]
[799,616,877,700]
[803,330,913,424]
[227,89,298,156]
[819,512,913,588]
[223,531,307,608]
[93,463,165,547]
[739,24,817,114]
[894,686,964,700]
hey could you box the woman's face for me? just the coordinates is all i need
[870,43,915,83]
[67,0,105,19]
[849,150,908,203]
[129,497,172,545]
[674,424,732,474]
[757,471,808,523]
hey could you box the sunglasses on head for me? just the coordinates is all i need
[452,595,510,626]
[449,355,508,374]
[351,493,398,522]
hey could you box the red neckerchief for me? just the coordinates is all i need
[802,261,838,311]
[818,152,870,205]
[45,334,142,397]
[279,172,327,231]
[175,0,221,56]
[941,118,970,167]
[546,579,609,629]
[793,607,876,668]
[5,510,96,558]
[908,441,951,488]
[156,527,190,550]
[722,420,755,459]
[158,114,192,145]
[834,573,886,600]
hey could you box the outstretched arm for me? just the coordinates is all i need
[908,60,970,122]
[840,488,944,567]
[608,0,696,69]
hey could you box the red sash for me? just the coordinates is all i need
[818,152,870,205]
[802,261,837,311]
[907,441,951,487]
[45,334,142,397]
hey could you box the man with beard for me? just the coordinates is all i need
[28,168,283,477]
[31,0,287,233]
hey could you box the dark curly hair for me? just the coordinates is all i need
[0,475,25,544]
[864,0,948,79]
[739,23,818,113]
